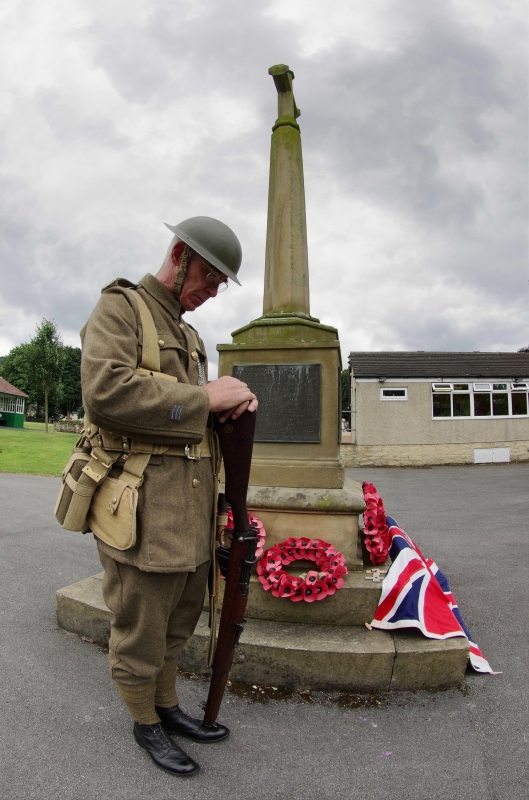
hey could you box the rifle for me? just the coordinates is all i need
[203,409,258,727]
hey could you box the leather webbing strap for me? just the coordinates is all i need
[120,452,152,488]
[127,289,161,373]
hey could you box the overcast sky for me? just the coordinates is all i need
[1,0,527,375]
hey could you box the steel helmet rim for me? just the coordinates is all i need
[164,216,242,286]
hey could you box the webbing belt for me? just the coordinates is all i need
[103,439,212,460]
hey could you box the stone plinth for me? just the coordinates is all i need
[218,324,343,490]
[245,478,365,570]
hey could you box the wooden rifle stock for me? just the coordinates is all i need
[203,409,257,727]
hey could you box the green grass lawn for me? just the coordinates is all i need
[24,421,48,431]
[0,426,78,476]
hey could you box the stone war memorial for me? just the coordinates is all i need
[56,65,470,692]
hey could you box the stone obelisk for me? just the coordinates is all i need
[218,65,364,567]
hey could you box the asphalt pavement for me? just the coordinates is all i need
[0,464,527,800]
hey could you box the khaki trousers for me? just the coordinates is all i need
[99,549,209,719]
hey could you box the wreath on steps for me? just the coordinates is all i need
[256,537,348,602]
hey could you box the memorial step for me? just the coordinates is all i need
[216,572,383,626]
[56,574,469,692]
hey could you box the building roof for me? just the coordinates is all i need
[0,377,29,398]
[349,352,529,380]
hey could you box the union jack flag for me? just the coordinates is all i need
[370,516,494,674]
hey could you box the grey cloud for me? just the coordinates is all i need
[0,0,526,359]
[83,0,294,108]
[36,89,130,149]
[300,21,512,226]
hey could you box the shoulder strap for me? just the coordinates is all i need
[126,289,161,373]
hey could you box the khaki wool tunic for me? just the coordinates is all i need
[81,273,216,573]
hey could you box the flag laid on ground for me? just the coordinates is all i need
[370,515,495,674]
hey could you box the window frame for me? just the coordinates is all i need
[380,387,408,401]
[431,381,529,420]
[0,396,16,413]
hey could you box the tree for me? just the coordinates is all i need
[58,346,82,417]
[518,346,529,353]
[26,320,65,432]
[2,322,81,425]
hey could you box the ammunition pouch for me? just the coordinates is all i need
[86,450,151,550]
[54,420,215,549]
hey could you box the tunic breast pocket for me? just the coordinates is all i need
[156,334,189,381]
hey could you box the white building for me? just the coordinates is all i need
[342,352,529,467]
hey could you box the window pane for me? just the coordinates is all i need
[453,394,471,416]
[383,389,406,397]
[433,394,451,417]
[512,393,528,415]
[493,383,507,390]
[474,393,491,416]
[453,384,469,391]
[492,394,509,416]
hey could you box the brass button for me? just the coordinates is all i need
[191,351,198,361]
[192,478,200,488]
[179,322,186,329]
[112,497,117,503]
[158,339,164,346]
[122,453,129,461]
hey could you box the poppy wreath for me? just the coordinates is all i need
[256,538,348,602]
[362,482,390,565]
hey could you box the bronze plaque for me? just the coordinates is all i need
[232,363,321,442]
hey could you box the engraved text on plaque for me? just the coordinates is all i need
[232,363,321,442]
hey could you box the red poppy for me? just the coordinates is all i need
[326,574,345,590]
[327,564,347,578]
[313,579,330,600]
[301,583,318,602]
[288,585,305,602]
[274,580,295,598]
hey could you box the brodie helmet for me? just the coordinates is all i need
[164,216,242,286]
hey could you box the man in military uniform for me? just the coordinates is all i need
[81,216,257,777]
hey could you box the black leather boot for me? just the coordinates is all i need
[133,722,199,775]
[155,704,230,743]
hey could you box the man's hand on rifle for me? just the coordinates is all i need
[204,376,258,423]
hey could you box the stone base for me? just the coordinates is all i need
[56,573,111,641]
[216,573,382,626]
[56,574,469,692]
[245,478,366,571]
[248,457,345,489]
[341,440,529,467]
